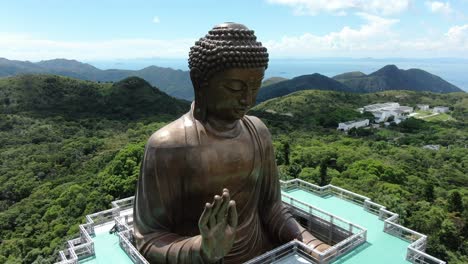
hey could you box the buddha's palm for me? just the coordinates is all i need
[198,188,238,263]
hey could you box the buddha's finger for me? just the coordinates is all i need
[209,195,222,228]
[216,190,230,223]
[227,200,238,228]
[199,203,212,236]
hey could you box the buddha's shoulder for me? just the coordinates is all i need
[147,115,190,149]
[244,115,270,136]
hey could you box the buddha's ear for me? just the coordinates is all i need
[190,68,207,121]
[190,68,203,91]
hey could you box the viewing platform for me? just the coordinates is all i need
[55,180,445,264]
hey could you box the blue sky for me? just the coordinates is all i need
[1,0,468,60]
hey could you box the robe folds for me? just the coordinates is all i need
[134,107,308,263]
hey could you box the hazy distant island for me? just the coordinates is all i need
[0,58,464,102]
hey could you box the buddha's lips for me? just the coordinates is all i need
[235,107,249,111]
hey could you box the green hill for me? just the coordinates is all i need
[0,75,190,263]
[0,74,189,119]
[334,65,463,93]
[252,89,467,130]
[0,58,194,100]
[256,65,463,104]
[261,76,288,87]
[2,59,463,102]
[256,73,355,103]
[333,71,367,80]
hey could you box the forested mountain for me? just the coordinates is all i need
[256,73,354,103]
[0,74,191,263]
[333,65,463,93]
[0,74,188,119]
[1,59,463,104]
[0,58,194,100]
[332,71,367,80]
[0,74,466,263]
[252,90,467,263]
[256,65,463,103]
[261,76,288,87]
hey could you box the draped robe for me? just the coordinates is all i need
[134,108,312,263]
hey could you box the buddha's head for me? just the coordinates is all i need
[189,22,269,122]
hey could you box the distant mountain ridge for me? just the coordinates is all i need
[262,77,288,87]
[333,65,462,93]
[1,59,463,103]
[257,65,463,103]
[256,73,356,103]
[0,58,194,100]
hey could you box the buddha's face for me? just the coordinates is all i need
[203,67,265,121]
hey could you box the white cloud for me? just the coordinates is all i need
[264,15,468,58]
[265,13,400,57]
[266,0,410,16]
[1,22,468,61]
[446,24,468,44]
[426,1,454,16]
[0,32,195,61]
[152,16,160,23]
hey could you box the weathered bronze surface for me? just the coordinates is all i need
[133,22,329,264]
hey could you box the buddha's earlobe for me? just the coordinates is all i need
[191,68,207,121]
[194,90,207,121]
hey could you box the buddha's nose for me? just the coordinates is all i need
[240,90,252,106]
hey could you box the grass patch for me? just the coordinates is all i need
[424,113,455,122]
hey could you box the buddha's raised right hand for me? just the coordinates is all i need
[198,188,238,263]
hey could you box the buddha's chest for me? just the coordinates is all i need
[185,132,258,197]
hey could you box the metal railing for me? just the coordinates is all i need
[55,196,137,264]
[118,229,149,264]
[86,207,120,227]
[244,240,317,264]
[56,179,446,264]
[282,192,367,264]
[112,196,134,211]
[56,248,78,264]
[384,214,445,264]
[280,179,446,264]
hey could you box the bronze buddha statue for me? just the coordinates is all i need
[133,22,330,264]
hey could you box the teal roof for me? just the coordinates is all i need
[74,187,411,264]
[80,225,133,264]
[282,188,411,264]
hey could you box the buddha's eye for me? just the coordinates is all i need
[223,81,244,91]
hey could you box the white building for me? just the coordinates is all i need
[423,145,441,151]
[398,106,414,113]
[338,119,370,131]
[363,102,413,123]
[363,102,400,112]
[433,106,449,113]
[417,104,430,111]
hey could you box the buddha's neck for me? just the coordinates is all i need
[206,115,238,131]
[205,114,242,138]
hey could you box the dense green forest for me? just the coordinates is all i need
[0,75,466,263]
[253,90,467,263]
[0,75,189,263]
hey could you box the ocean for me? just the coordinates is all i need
[88,58,468,92]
